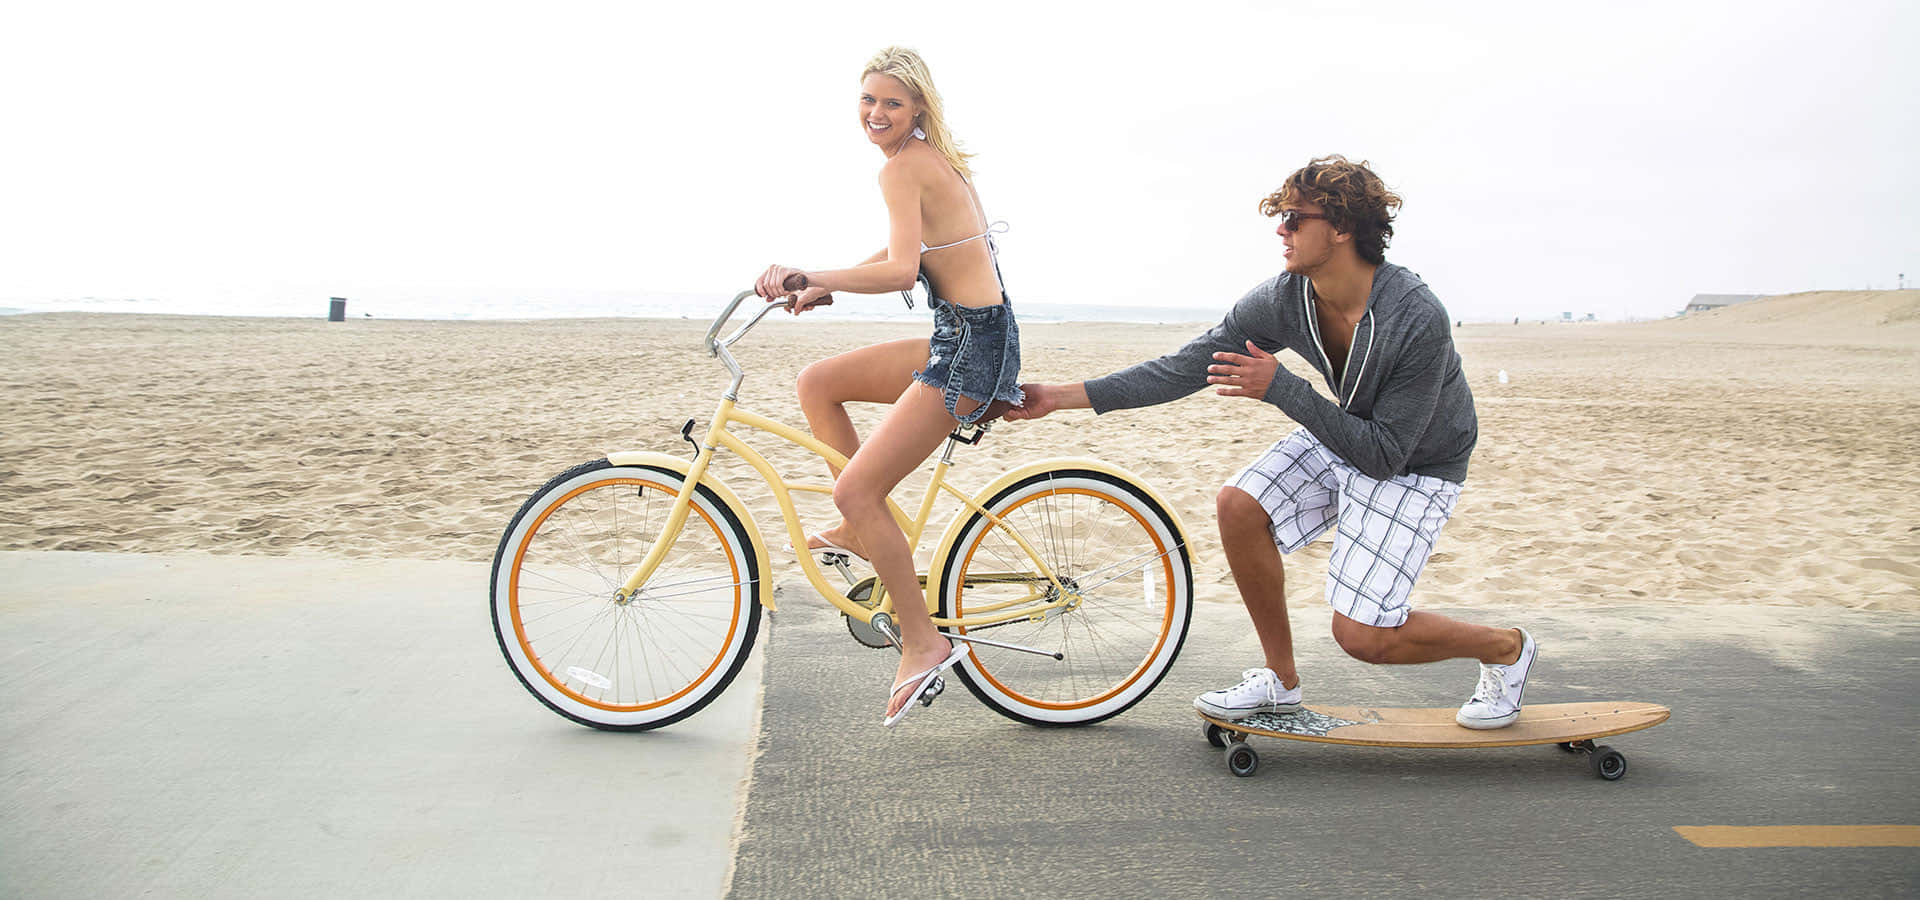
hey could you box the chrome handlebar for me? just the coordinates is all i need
[703,290,833,399]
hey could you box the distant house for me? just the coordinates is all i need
[1685,294,1763,314]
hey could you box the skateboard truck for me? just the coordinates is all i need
[1557,738,1628,780]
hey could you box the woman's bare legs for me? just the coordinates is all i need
[795,337,928,555]
[832,380,980,718]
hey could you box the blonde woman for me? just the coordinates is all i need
[755,47,1022,726]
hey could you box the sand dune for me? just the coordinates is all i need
[2,298,1915,615]
[1651,289,1920,344]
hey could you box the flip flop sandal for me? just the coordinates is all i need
[883,642,970,728]
[786,534,870,565]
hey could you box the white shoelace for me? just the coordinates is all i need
[1236,667,1281,704]
[1470,664,1506,705]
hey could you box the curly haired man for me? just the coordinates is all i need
[1008,156,1536,728]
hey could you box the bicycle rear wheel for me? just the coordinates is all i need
[935,467,1192,726]
[490,459,761,730]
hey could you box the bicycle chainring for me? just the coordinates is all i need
[841,578,895,649]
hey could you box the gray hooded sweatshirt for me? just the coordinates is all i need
[1083,263,1477,483]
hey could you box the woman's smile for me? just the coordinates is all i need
[859,73,918,147]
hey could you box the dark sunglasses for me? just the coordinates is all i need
[1276,210,1330,232]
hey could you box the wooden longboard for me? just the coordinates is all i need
[1200,701,1670,780]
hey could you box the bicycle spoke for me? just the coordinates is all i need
[498,468,755,719]
[940,472,1190,724]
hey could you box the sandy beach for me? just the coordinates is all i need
[3,289,1916,613]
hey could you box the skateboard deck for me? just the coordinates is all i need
[1200,701,1669,780]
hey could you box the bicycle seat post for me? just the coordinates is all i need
[940,422,990,464]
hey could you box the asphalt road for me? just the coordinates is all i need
[728,584,1920,898]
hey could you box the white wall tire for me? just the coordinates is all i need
[936,468,1192,726]
[489,460,761,730]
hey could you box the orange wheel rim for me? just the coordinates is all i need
[509,476,741,711]
[955,486,1174,710]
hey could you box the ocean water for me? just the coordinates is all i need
[0,287,1224,325]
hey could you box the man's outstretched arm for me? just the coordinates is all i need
[1007,279,1282,422]
[1003,382,1091,421]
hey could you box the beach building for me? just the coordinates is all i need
[1684,293,1764,314]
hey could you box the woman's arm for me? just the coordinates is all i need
[766,244,895,313]
[805,163,922,293]
[757,162,924,301]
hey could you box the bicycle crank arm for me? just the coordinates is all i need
[945,632,1064,661]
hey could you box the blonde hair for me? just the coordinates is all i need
[862,46,973,179]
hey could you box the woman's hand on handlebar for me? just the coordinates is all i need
[755,265,810,302]
[787,285,834,315]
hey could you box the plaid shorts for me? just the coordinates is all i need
[1226,429,1461,627]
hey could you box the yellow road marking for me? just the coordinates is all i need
[1674,826,1920,848]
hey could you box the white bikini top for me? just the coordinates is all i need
[920,222,1008,254]
[911,128,1007,255]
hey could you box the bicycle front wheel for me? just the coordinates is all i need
[935,467,1192,726]
[490,459,762,731]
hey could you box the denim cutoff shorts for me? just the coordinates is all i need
[912,291,1024,424]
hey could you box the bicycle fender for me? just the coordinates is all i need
[925,457,1191,594]
[604,451,776,611]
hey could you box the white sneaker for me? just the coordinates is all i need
[1195,667,1302,720]
[1456,628,1537,729]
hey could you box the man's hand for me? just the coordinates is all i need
[1005,382,1089,421]
[1003,383,1056,420]
[1209,341,1280,399]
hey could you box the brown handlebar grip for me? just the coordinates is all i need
[782,272,809,291]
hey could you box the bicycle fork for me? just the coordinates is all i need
[613,405,734,604]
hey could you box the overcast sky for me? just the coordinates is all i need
[3,0,1914,321]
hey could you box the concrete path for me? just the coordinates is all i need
[0,552,761,898]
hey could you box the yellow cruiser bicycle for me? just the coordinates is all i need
[490,291,1193,730]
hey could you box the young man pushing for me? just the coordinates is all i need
[1007,155,1536,727]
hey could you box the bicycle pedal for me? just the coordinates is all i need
[919,676,945,707]
[821,552,860,585]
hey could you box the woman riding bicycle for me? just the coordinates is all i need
[754,47,1022,725]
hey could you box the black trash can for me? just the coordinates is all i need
[328,297,347,322]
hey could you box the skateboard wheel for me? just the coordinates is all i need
[1590,746,1626,781]
[1558,741,1582,754]
[1226,744,1259,777]
[1205,722,1227,748]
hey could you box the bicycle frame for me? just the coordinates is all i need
[612,291,1071,629]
